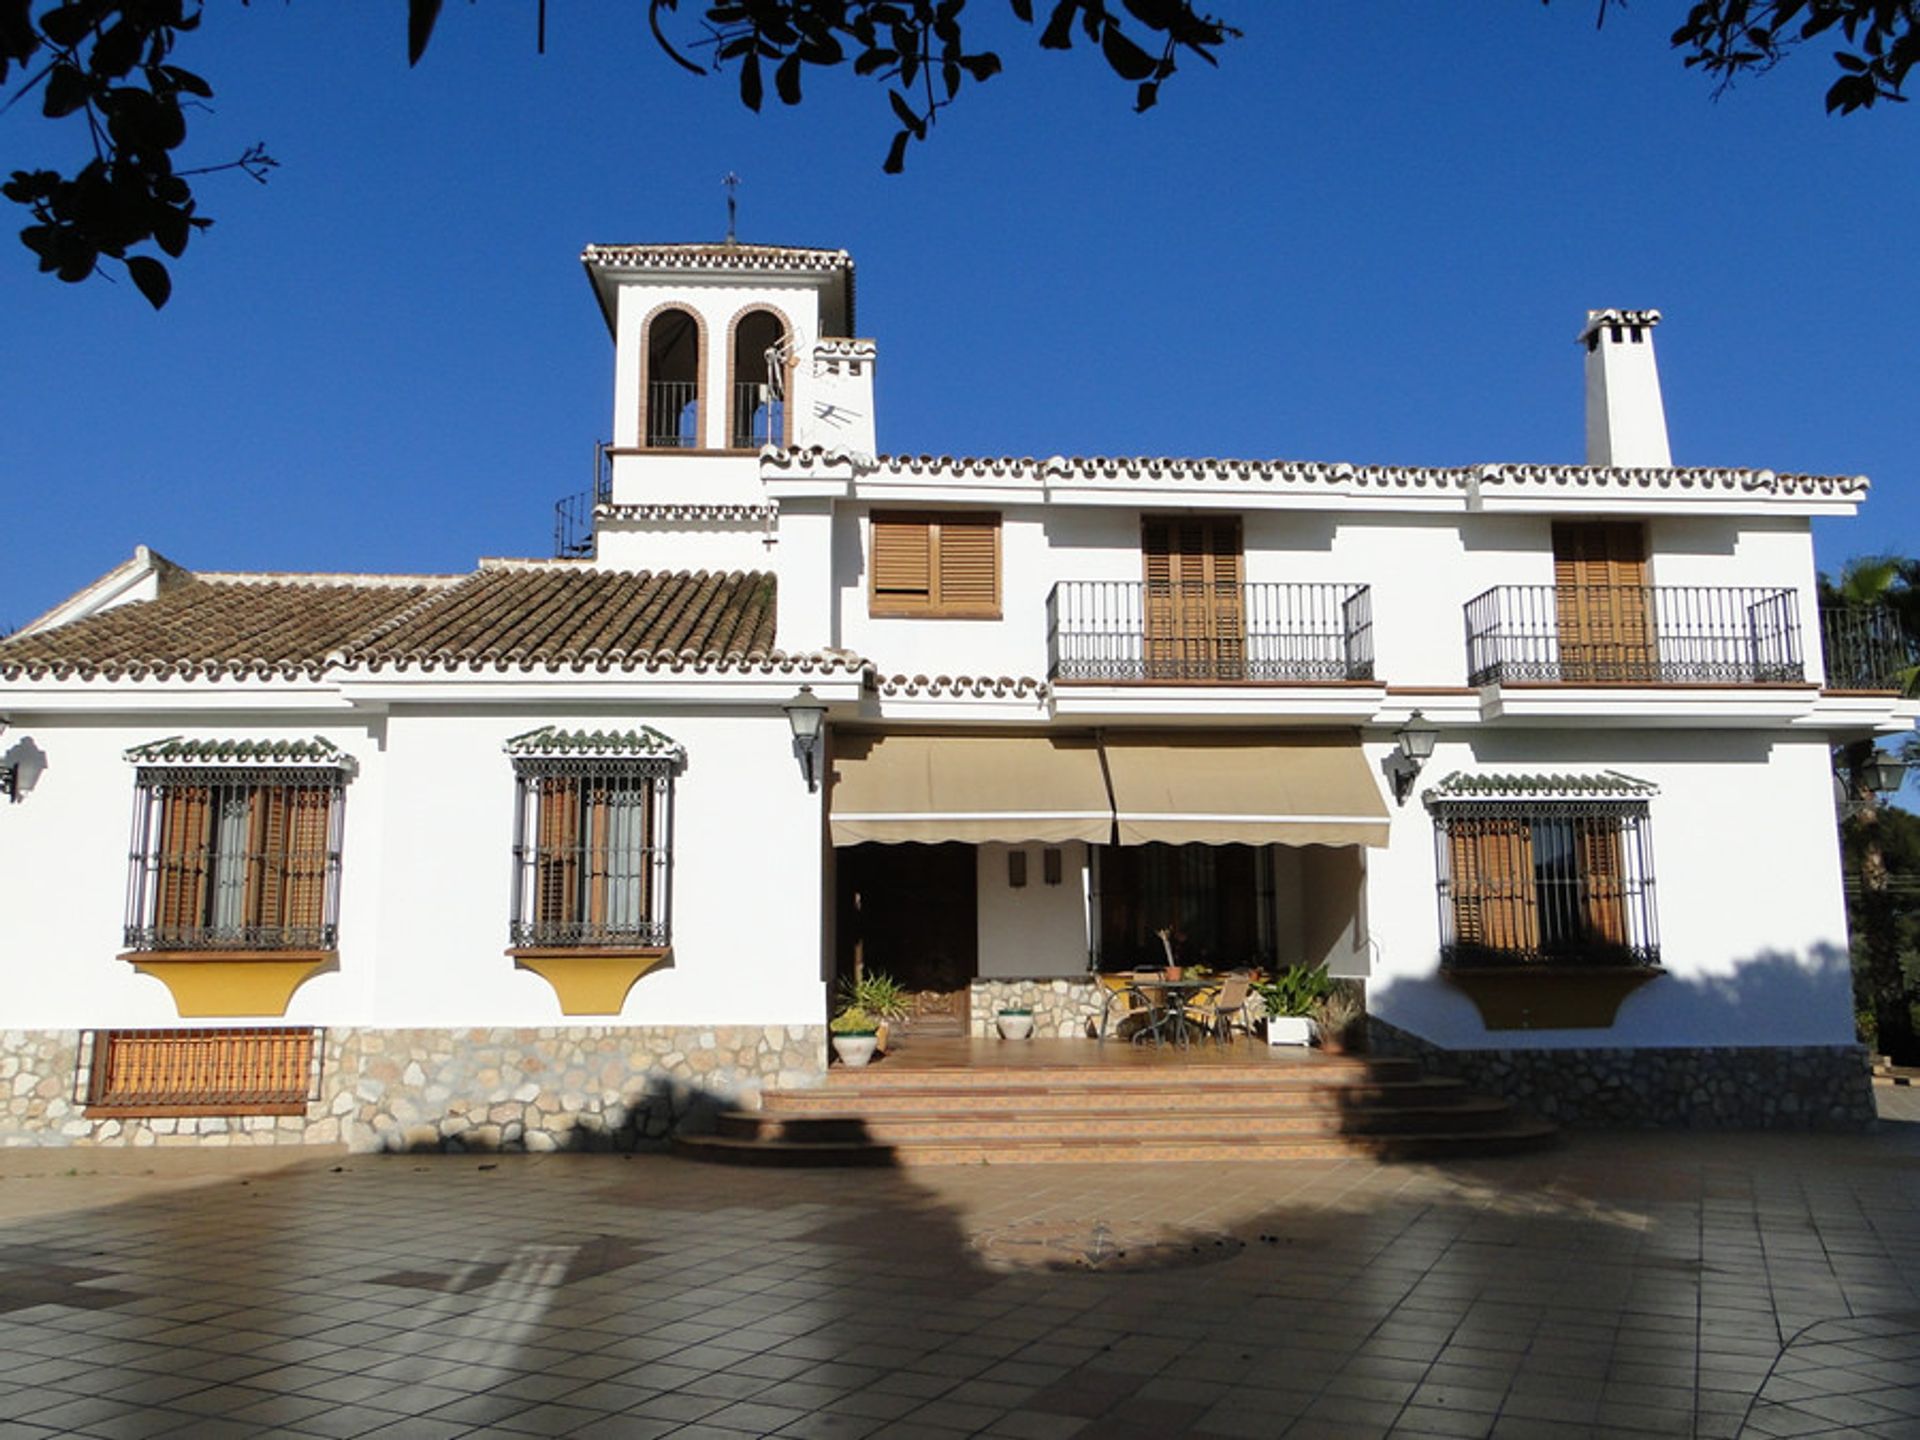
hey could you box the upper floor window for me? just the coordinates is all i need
[869,511,1001,619]
[123,738,348,954]
[730,308,787,449]
[507,727,682,950]
[644,306,701,449]
[1428,772,1659,969]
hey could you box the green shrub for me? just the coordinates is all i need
[1255,965,1333,1018]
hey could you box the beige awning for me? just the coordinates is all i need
[1102,730,1390,847]
[828,732,1113,846]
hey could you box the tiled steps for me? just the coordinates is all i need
[673,1053,1556,1167]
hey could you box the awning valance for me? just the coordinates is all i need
[1102,730,1390,848]
[828,732,1112,846]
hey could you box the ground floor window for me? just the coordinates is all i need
[125,761,345,952]
[1431,793,1659,968]
[1090,843,1277,970]
[507,727,681,948]
[82,1027,322,1117]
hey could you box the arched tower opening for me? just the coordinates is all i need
[730,309,788,449]
[643,307,701,449]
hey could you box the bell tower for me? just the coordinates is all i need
[578,242,874,573]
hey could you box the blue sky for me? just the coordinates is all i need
[2,3,1916,634]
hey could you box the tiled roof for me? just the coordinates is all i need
[336,565,792,674]
[580,242,852,274]
[1,561,861,683]
[0,576,450,681]
[1423,771,1660,803]
[124,736,350,766]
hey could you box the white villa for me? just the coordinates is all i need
[0,242,1911,1151]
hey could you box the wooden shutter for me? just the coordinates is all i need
[870,511,1000,616]
[1553,522,1652,681]
[585,780,611,930]
[250,785,287,931]
[1575,816,1628,946]
[89,1027,316,1116]
[1142,516,1243,679]
[1449,817,1539,956]
[871,514,933,610]
[283,786,333,936]
[155,785,213,939]
[934,515,999,616]
[536,777,582,930]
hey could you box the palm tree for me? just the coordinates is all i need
[1823,556,1920,1064]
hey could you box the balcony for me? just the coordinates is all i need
[1047,581,1374,683]
[1820,605,1915,693]
[1465,584,1804,687]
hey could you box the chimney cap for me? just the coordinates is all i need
[1579,308,1662,347]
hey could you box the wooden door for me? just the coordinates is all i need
[1552,521,1653,682]
[836,843,977,1036]
[1143,517,1244,680]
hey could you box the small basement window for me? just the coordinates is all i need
[82,1027,323,1117]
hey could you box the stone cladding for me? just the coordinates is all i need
[968,978,1104,1039]
[0,1024,826,1151]
[1369,1020,1877,1130]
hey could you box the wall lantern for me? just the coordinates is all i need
[1866,752,1909,798]
[1389,711,1439,806]
[780,686,830,792]
[0,733,47,803]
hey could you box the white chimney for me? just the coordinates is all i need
[1580,308,1671,468]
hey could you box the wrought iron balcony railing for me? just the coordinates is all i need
[1819,605,1915,693]
[1464,584,1803,686]
[1047,581,1374,683]
[646,380,698,448]
[731,383,784,448]
[551,441,613,560]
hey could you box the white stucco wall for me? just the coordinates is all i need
[0,704,828,1032]
[975,842,1090,977]
[1365,729,1853,1050]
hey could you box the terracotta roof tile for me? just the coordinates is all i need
[337,565,784,673]
[0,577,448,681]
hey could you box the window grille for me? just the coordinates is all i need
[1432,800,1658,968]
[510,755,676,948]
[125,768,344,952]
[82,1027,323,1116]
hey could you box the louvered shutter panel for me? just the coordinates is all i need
[871,514,933,609]
[156,785,213,940]
[585,780,611,931]
[1208,519,1245,679]
[536,777,582,931]
[251,785,287,932]
[934,516,998,614]
[1448,819,1486,949]
[1480,817,1540,954]
[1143,520,1176,676]
[283,786,333,938]
[1553,522,1651,681]
[1576,816,1628,946]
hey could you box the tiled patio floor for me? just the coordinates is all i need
[0,1091,1915,1439]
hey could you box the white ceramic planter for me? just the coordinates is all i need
[832,1034,878,1067]
[1265,1015,1314,1047]
[997,1011,1035,1040]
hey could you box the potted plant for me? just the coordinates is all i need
[1310,982,1367,1054]
[1254,965,1333,1047]
[996,1006,1034,1040]
[839,970,910,1052]
[830,1006,880,1067]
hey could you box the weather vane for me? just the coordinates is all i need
[723,172,740,244]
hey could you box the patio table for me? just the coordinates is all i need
[1127,977,1215,1047]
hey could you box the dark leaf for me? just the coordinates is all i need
[853,46,896,75]
[958,51,1001,80]
[127,253,170,308]
[38,4,93,48]
[776,52,802,104]
[90,21,141,79]
[888,86,925,137]
[1010,0,1034,20]
[1135,78,1158,111]
[1099,22,1158,81]
[42,61,89,117]
[1039,2,1076,49]
[740,48,763,109]
[883,127,911,173]
[407,0,443,66]
[160,65,212,98]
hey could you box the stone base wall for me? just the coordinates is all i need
[1369,1019,1877,1130]
[0,1024,827,1152]
[968,977,1103,1039]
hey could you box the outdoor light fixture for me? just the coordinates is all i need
[0,734,45,804]
[1389,711,1440,806]
[1867,753,1909,798]
[781,686,830,792]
